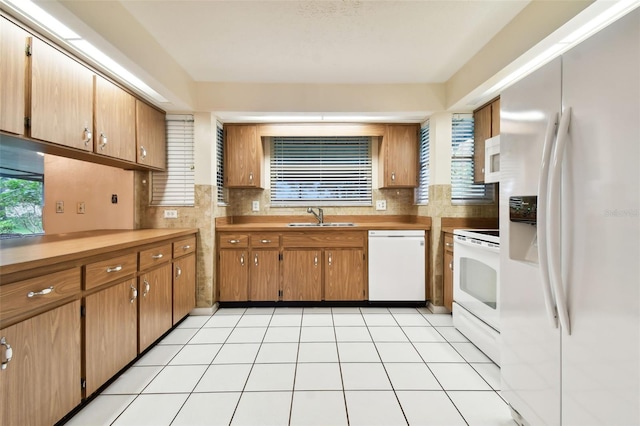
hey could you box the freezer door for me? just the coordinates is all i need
[560,9,639,425]
[500,57,562,426]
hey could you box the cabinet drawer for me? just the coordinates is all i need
[173,236,196,258]
[85,253,137,291]
[139,244,172,271]
[282,231,365,248]
[219,234,249,248]
[444,234,454,253]
[250,233,280,248]
[0,268,81,324]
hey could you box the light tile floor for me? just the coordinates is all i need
[66,307,515,426]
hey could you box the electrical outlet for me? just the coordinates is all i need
[56,201,64,213]
[252,200,260,212]
[376,200,387,211]
[164,209,178,219]
[77,202,86,214]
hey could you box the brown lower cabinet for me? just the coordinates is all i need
[0,300,81,426]
[250,250,280,301]
[282,249,322,301]
[84,279,138,396]
[219,250,249,302]
[138,263,173,352]
[173,254,196,325]
[324,249,365,301]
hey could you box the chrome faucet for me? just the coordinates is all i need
[307,207,324,224]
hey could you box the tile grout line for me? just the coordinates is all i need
[287,308,305,426]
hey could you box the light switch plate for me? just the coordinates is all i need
[56,201,64,213]
[77,202,85,214]
[252,200,260,212]
[376,200,387,211]
[164,209,178,219]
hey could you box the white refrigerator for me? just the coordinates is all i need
[500,9,639,426]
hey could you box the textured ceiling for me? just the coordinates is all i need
[119,0,529,84]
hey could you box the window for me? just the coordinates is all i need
[415,122,430,204]
[216,122,226,204]
[270,136,372,206]
[151,115,195,206]
[451,113,494,203]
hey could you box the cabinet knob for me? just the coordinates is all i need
[391,172,396,182]
[27,286,54,298]
[143,279,150,297]
[130,284,138,303]
[99,133,108,150]
[314,255,318,267]
[175,266,182,278]
[1,337,13,370]
[83,127,92,146]
[449,261,453,271]
[249,172,253,182]
[140,146,147,159]
[328,252,333,266]
[254,253,259,266]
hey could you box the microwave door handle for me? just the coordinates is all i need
[537,112,559,329]
[547,107,572,336]
[454,237,499,253]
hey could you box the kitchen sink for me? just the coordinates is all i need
[287,222,355,227]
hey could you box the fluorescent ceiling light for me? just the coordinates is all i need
[562,0,638,44]
[2,0,168,104]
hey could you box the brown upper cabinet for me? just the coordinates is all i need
[473,97,500,183]
[379,124,419,188]
[135,99,167,170]
[224,124,263,188]
[0,17,27,136]
[94,75,136,162]
[30,37,94,151]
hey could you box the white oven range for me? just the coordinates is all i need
[452,229,500,365]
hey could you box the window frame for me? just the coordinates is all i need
[415,121,430,205]
[216,122,227,205]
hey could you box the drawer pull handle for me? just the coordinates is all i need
[151,254,164,259]
[140,145,147,159]
[445,242,453,248]
[229,239,240,244]
[1,337,12,370]
[249,172,253,182]
[106,265,123,273]
[328,253,332,266]
[240,254,245,266]
[27,286,54,298]
[314,255,318,267]
[99,133,108,150]
[254,254,259,266]
[391,172,396,181]
[130,284,138,303]
[449,261,453,271]
[260,239,271,244]
[143,280,150,297]
[175,266,182,278]
[182,245,191,250]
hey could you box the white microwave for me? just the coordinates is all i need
[484,135,500,183]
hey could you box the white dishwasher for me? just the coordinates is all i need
[368,230,426,301]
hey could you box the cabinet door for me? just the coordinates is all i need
[30,37,94,150]
[0,300,81,426]
[282,250,321,301]
[139,264,172,352]
[136,100,166,170]
[84,279,138,397]
[95,75,136,162]
[173,254,196,325]
[0,18,27,135]
[382,124,418,188]
[491,98,500,136]
[250,250,280,301]
[218,250,249,301]
[224,125,262,188]
[324,249,365,301]
[443,248,454,311]
[473,104,492,183]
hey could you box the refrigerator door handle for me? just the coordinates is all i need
[547,107,572,335]
[537,112,559,328]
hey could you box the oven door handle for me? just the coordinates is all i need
[537,112,559,329]
[454,237,499,253]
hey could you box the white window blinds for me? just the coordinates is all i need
[151,115,195,206]
[451,113,494,203]
[415,122,430,204]
[270,136,372,206]
[216,123,226,204]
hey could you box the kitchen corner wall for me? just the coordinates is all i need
[43,155,134,234]
[419,185,498,307]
